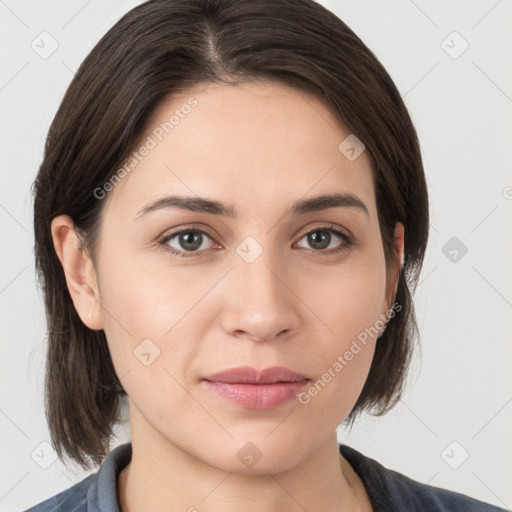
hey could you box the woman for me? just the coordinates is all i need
[26,0,505,510]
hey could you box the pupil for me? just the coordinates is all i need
[309,231,330,250]
[180,231,201,250]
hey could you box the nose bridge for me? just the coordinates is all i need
[220,234,298,340]
[235,237,285,313]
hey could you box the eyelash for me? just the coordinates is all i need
[157,223,354,258]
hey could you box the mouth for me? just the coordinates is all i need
[202,366,311,409]
[203,365,309,384]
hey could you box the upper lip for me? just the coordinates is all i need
[203,366,310,384]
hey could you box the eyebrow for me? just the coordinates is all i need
[135,192,369,220]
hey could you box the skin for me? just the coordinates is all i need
[51,80,404,512]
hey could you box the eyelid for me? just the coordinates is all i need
[158,223,219,243]
[295,222,352,241]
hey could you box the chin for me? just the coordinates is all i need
[198,430,314,476]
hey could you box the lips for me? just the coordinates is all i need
[203,365,310,384]
[202,366,311,409]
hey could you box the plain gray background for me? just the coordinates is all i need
[1,0,511,510]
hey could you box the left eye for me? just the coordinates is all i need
[295,227,351,253]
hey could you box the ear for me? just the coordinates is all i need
[383,221,405,313]
[50,215,104,330]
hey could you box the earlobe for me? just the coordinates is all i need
[50,215,104,330]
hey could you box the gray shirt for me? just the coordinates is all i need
[24,442,507,511]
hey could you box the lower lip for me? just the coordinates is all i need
[202,380,310,409]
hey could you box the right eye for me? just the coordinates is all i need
[159,227,219,258]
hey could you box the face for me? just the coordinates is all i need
[66,80,403,474]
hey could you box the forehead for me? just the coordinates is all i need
[103,80,376,223]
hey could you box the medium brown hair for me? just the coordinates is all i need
[33,0,428,470]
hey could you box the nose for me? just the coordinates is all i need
[219,243,301,343]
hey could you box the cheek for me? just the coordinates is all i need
[298,250,387,407]
[308,246,388,343]
[95,249,226,388]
